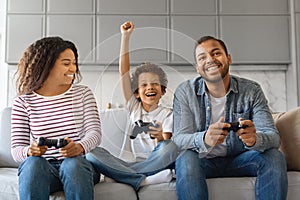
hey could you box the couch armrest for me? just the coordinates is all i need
[0,107,19,168]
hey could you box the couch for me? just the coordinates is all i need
[1,106,300,200]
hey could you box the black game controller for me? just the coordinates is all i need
[37,137,68,148]
[223,121,248,132]
[130,120,159,139]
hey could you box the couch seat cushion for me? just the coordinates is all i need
[0,168,19,200]
[0,168,137,200]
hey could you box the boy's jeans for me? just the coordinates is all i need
[86,140,179,191]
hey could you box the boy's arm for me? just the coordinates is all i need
[155,132,171,146]
[119,21,134,103]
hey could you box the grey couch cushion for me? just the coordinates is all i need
[0,168,19,200]
[0,107,19,168]
[0,168,137,200]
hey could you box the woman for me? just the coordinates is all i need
[11,36,101,200]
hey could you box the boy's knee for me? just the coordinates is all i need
[159,140,178,151]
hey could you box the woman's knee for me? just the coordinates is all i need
[19,156,49,173]
[61,156,93,174]
[18,156,51,184]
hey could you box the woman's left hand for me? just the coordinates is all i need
[59,138,84,157]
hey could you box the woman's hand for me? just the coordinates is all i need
[27,141,48,157]
[59,138,84,158]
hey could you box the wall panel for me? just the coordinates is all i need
[96,16,169,64]
[220,0,289,14]
[6,15,44,63]
[47,15,95,63]
[220,16,290,64]
[97,0,168,14]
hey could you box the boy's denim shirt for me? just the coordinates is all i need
[173,75,280,157]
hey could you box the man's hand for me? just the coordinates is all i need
[27,141,47,157]
[236,119,256,147]
[59,138,84,158]
[204,117,229,147]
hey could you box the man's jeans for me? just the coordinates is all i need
[86,140,179,191]
[175,148,288,200]
[18,156,100,200]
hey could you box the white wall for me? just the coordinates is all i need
[1,0,297,112]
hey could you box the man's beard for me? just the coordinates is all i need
[203,65,229,84]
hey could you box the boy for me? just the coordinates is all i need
[86,21,179,191]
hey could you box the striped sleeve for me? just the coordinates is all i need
[11,97,31,163]
[77,86,102,153]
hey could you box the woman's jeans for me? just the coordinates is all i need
[18,156,100,200]
[86,140,179,191]
[175,148,288,200]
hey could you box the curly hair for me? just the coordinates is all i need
[15,36,82,95]
[131,63,168,99]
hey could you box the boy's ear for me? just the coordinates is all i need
[161,86,166,96]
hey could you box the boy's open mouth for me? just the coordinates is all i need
[145,92,156,97]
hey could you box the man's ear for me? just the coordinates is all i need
[228,54,232,65]
[195,64,201,74]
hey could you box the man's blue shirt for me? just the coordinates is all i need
[172,75,280,157]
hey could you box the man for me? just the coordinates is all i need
[172,36,287,200]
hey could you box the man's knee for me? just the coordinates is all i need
[263,148,287,171]
[176,150,200,173]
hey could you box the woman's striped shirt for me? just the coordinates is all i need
[11,84,102,163]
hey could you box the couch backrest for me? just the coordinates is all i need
[99,108,129,158]
[0,107,129,168]
[0,107,19,168]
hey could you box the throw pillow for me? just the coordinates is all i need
[273,107,300,171]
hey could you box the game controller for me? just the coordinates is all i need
[223,121,248,132]
[37,137,68,148]
[130,120,159,139]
